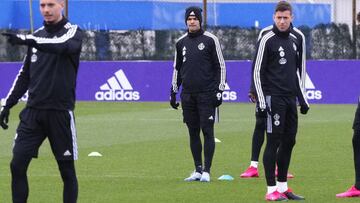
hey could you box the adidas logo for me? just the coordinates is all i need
[63,150,72,156]
[222,83,237,101]
[305,74,315,89]
[209,116,214,120]
[305,73,322,100]
[95,69,140,101]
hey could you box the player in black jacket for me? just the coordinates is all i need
[170,6,226,182]
[336,97,360,198]
[240,24,306,179]
[253,1,308,201]
[0,0,82,202]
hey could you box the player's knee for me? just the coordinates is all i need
[266,133,280,143]
[186,121,200,129]
[10,157,28,176]
[201,125,214,135]
[61,169,77,182]
[202,126,214,137]
[283,136,296,149]
[10,160,20,175]
[58,160,77,182]
[186,123,201,139]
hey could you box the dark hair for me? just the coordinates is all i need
[275,1,292,14]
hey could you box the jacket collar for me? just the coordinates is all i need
[43,17,68,33]
[187,28,204,38]
[272,24,291,38]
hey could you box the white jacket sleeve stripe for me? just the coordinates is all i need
[171,33,187,93]
[293,27,307,92]
[296,71,309,106]
[204,31,226,91]
[254,31,275,109]
[26,24,78,44]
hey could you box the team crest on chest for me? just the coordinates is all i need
[198,43,205,50]
[279,58,287,65]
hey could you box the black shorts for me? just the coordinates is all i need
[353,97,360,130]
[265,95,298,135]
[180,92,216,128]
[14,107,78,160]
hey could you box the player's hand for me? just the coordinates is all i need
[248,92,257,103]
[257,108,268,118]
[2,32,29,46]
[257,105,271,118]
[170,92,179,110]
[0,107,10,130]
[214,91,223,107]
[300,104,309,115]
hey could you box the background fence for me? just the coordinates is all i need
[1,23,360,61]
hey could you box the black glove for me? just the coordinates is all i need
[257,104,271,118]
[300,104,309,115]
[2,32,31,46]
[170,92,179,110]
[0,107,10,130]
[257,108,268,118]
[214,91,223,107]
[248,92,257,103]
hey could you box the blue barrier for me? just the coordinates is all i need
[0,1,331,30]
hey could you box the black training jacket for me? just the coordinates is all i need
[171,29,226,94]
[253,24,308,110]
[3,17,83,111]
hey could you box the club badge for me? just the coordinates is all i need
[279,58,287,65]
[198,42,205,50]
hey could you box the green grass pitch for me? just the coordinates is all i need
[0,102,359,202]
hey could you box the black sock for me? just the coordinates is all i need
[203,126,215,173]
[10,155,32,203]
[57,160,78,203]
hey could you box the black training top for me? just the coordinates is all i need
[171,29,226,94]
[253,24,308,110]
[4,17,83,111]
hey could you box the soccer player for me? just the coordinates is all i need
[0,0,83,202]
[252,1,309,201]
[240,23,306,179]
[336,97,360,198]
[170,6,226,182]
